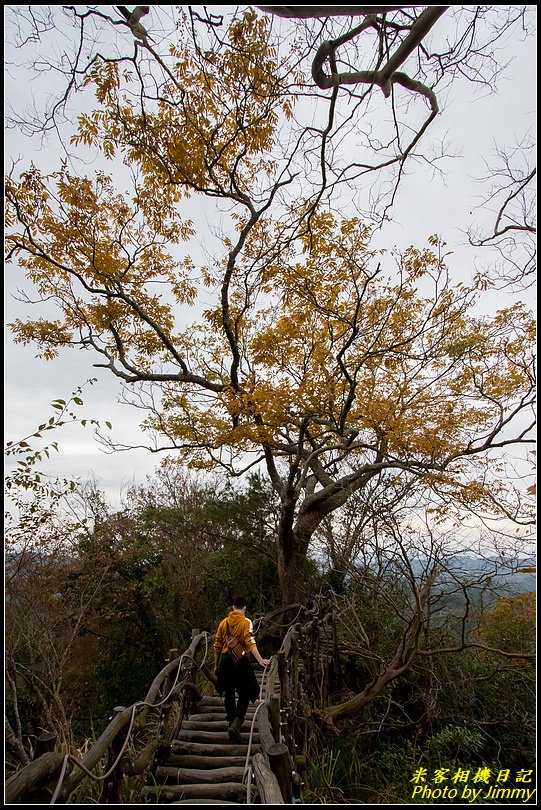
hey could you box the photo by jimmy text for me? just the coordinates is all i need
[410,767,536,803]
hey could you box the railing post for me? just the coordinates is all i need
[252,752,285,803]
[33,731,57,760]
[269,695,281,742]
[268,742,293,803]
[99,707,125,804]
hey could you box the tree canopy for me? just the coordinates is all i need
[4,5,536,602]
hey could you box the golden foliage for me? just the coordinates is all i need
[4,11,535,508]
[477,591,536,659]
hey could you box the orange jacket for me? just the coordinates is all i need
[214,610,256,656]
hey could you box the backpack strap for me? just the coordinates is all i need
[225,620,244,648]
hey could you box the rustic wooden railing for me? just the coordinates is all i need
[5,630,212,804]
[5,600,339,804]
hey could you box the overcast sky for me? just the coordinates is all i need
[4,5,537,510]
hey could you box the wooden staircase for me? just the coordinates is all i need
[141,672,265,803]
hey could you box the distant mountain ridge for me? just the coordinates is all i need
[411,554,536,597]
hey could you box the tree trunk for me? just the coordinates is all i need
[276,497,305,605]
[274,467,383,603]
[276,536,306,605]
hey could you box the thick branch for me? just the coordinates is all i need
[312,6,449,97]
[256,6,425,19]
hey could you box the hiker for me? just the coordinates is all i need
[214,596,270,743]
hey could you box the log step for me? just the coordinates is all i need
[180,717,255,734]
[187,712,256,722]
[182,720,229,731]
[155,765,246,784]
[193,697,259,709]
[171,740,260,758]
[141,782,253,803]
[176,729,260,745]
[165,754,249,769]
[189,708,257,719]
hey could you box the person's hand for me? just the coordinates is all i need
[259,657,270,667]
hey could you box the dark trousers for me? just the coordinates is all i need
[224,684,250,725]
[216,653,260,726]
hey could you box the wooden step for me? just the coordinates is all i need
[196,696,225,706]
[171,740,260,758]
[141,782,252,803]
[164,754,249,769]
[176,729,260,745]
[195,695,262,708]
[195,697,260,708]
[155,765,246,784]
[186,714,257,725]
[148,665,270,800]
[182,720,229,731]
[185,716,258,726]
[169,801,242,805]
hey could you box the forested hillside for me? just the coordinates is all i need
[5,4,536,804]
[6,462,535,802]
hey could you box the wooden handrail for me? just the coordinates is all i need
[5,631,212,804]
[5,752,66,804]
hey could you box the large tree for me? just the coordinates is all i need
[5,7,536,602]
